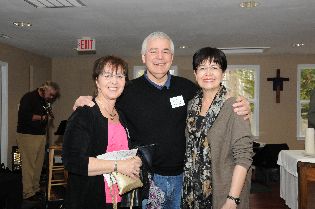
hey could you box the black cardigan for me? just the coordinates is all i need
[62,100,130,209]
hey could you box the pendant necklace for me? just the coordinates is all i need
[96,98,117,120]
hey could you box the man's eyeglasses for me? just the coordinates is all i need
[100,72,126,80]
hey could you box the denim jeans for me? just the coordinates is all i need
[142,173,183,209]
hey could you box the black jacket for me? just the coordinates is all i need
[62,99,130,209]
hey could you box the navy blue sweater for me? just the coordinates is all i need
[117,75,198,175]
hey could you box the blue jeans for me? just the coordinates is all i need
[142,173,183,209]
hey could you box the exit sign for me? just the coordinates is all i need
[77,38,96,51]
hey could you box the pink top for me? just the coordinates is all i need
[105,121,129,203]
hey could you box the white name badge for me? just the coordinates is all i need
[170,95,185,108]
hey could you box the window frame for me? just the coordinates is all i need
[296,64,315,139]
[225,65,260,137]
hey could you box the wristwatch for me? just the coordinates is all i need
[227,195,240,205]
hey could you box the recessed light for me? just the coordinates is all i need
[179,45,188,49]
[240,1,260,8]
[219,47,270,54]
[0,34,11,39]
[24,0,86,8]
[292,43,305,47]
[13,21,32,27]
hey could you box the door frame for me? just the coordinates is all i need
[0,61,8,167]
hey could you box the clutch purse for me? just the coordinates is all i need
[112,172,143,195]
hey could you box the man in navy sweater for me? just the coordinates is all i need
[74,32,250,209]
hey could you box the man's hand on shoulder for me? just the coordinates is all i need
[73,96,95,111]
[232,96,251,120]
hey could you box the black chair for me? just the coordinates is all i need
[252,143,289,184]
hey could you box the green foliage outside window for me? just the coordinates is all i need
[235,69,255,100]
[224,68,255,99]
[223,67,257,135]
[300,69,315,100]
[300,69,315,120]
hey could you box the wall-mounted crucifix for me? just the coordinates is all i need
[267,69,289,103]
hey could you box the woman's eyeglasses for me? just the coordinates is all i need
[100,72,126,80]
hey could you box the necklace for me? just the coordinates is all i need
[96,98,117,120]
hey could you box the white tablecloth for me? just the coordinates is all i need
[277,150,315,209]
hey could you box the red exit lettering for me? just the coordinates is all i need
[80,39,94,50]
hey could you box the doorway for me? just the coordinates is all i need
[0,61,8,167]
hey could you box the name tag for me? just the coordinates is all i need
[170,95,185,108]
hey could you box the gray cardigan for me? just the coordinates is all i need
[187,97,253,209]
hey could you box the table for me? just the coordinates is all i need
[277,150,315,209]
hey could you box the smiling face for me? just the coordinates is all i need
[141,37,174,84]
[194,60,224,92]
[96,63,126,101]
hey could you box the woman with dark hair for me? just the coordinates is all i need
[62,55,142,209]
[182,47,253,209]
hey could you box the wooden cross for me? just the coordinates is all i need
[267,69,289,103]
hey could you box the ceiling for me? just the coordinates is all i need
[0,0,315,58]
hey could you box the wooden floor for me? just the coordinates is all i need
[250,181,315,209]
[28,178,315,209]
[250,182,290,209]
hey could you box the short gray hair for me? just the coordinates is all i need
[141,31,175,55]
[39,80,60,99]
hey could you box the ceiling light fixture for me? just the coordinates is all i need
[292,43,305,47]
[13,22,32,27]
[240,1,260,8]
[219,47,270,54]
[179,45,188,49]
[24,0,86,8]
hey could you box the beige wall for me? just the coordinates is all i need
[0,42,51,168]
[227,54,314,150]
[176,54,315,149]
[52,54,315,150]
[1,41,315,167]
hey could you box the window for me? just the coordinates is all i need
[297,65,315,138]
[222,65,260,137]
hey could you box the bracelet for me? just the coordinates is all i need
[227,195,240,205]
[114,161,118,174]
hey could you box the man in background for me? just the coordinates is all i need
[17,81,60,201]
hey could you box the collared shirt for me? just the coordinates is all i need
[144,70,172,90]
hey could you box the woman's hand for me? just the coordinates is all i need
[220,199,237,209]
[232,96,251,120]
[73,96,94,111]
[116,156,142,179]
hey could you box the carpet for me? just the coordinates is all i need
[250,182,272,193]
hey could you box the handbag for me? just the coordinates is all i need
[112,172,143,195]
[120,188,142,208]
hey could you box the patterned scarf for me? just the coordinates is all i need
[182,85,227,209]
